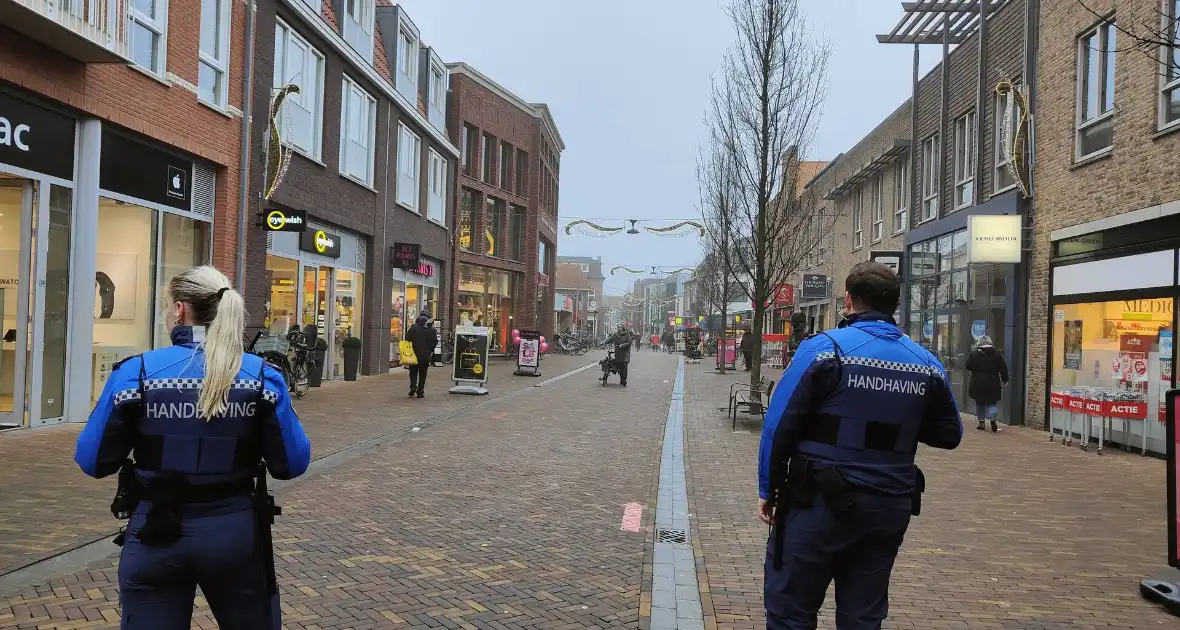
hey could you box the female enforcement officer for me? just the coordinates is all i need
[74,266,312,629]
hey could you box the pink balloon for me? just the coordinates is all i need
[513,335,522,344]
[512,329,520,337]
[539,336,546,344]
[540,342,549,352]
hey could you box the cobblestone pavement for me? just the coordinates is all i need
[0,352,683,629]
[683,362,1178,629]
[0,353,593,577]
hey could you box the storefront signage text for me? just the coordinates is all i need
[1123,299,1173,315]
[773,284,795,307]
[391,243,421,270]
[1049,392,1147,420]
[967,214,1022,264]
[261,208,307,232]
[410,262,434,278]
[300,228,341,258]
[0,93,75,180]
[800,274,829,301]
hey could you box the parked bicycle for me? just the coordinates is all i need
[439,329,456,365]
[247,327,312,399]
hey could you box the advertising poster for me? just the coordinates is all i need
[452,325,490,383]
[762,334,789,369]
[717,331,738,367]
[1063,320,1083,370]
[517,330,540,370]
[1160,331,1173,422]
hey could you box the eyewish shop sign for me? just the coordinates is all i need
[967,215,1022,264]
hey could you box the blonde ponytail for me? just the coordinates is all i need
[168,266,245,420]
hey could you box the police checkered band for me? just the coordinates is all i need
[814,352,940,376]
[143,378,264,391]
[114,389,141,405]
[261,389,279,404]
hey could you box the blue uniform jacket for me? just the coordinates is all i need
[758,312,962,499]
[75,327,312,488]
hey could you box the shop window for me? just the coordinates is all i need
[1077,21,1117,159]
[341,77,377,186]
[459,188,477,252]
[266,255,299,334]
[390,278,405,360]
[485,196,504,257]
[274,21,326,159]
[155,214,212,346]
[1050,298,1174,454]
[41,187,72,420]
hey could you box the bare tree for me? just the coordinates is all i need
[705,0,831,387]
[1074,0,1179,79]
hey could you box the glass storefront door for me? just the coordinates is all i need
[0,181,33,428]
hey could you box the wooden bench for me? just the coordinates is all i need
[728,377,776,430]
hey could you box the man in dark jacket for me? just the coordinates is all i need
[606,325,632,386]
[739,326,755,371]
[966,335,1009,432]
[404,315,438,398]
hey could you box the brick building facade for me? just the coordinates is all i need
[447,63,563,346]
[799,0,1034,424]
[0,0,248,427]
[242,0,458,379]
[1028,0,1180,453]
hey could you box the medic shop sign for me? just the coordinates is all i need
[0,92,75,180]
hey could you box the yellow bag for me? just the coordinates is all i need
[399,340,418,366]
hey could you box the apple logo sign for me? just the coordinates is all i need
[166,165,187,200]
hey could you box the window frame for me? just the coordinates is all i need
[399,28,418,85]
[481,133,494,184]
[994,83,1020,194]
[396,122,422,210]
[274,20,326,160]
[921,134,940,223]
[338,75,377,186]
[852,185,864,250]
[128,0,169,76]
[426,148,447,226]
[198,0,230,108]
[342,0,375,61]
[515,148,528,197]
[1076,20,1117,160]
[1159,0,1180,130]
[499,141,511,190]
[429,64,445,109]
[869,174,883,243]
[893,160,908,234]
[953,110,976,210]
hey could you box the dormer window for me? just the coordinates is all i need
[342,0,374,62]
[399,28,417,84]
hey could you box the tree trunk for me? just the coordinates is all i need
[750,298,765,390]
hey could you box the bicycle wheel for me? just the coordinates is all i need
[442,344,455,364]
[291,362,310,399]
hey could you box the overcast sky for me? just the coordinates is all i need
[401,0,939,295]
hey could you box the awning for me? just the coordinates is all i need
[823,139,911,201]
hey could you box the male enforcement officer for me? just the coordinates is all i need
[757,261,962,629]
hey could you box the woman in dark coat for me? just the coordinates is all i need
[966,335,1009,433]
[605,325,632,386]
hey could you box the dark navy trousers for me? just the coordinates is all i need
[119,500,277,630]
[764,492,912,630]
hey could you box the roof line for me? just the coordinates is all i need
[447,62,565,151]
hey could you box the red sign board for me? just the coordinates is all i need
[773,284,795,307]
[1048,392,1147,419]
[1120,334,1154,352]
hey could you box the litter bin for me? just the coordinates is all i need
[309,338,327,387]
[342,336,362,381]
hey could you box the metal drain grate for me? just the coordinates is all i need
[656,528,688,544]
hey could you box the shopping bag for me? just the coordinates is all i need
[399,340,418,365]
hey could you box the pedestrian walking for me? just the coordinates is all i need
[74,265,311,630]
[405,315,438,398]
[605,325,632,386]
[740,326,755,371]
[426,318,441,367]
[966,335,1009,433]
[758,261,962,629]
